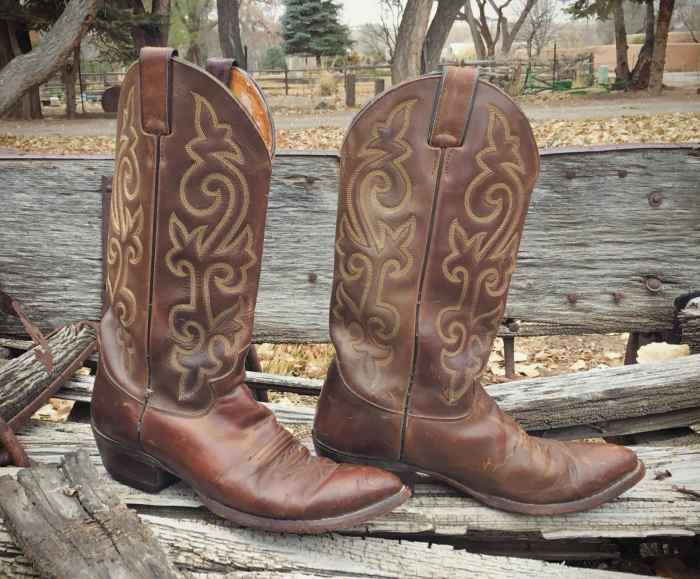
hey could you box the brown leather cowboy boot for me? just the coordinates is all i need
[313,66,645,515]
[92,48,409,534]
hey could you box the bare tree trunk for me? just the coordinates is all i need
[463,0,487,60]
[392,0,432,83]
[648,0,675,95]
[0,0,97,117]
[424,0,463,72]
[611,0,630,87]
[130,0,171,49]
[61,45,79,118]
[475,0,497,58]
[217,0,245,65]
[152,0,171,45]
[630,0,655,90]
[13,24,42,119]
[500,0,536,55]
[0,18,41,120]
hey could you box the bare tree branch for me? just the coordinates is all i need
[0,0,97,117]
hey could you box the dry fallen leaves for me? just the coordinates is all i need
[532,113,700,149]
[1,112,697,156]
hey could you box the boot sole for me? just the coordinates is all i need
[93,424,411,534]
[313,435,646,516]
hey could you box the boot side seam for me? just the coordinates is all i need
[399,148,447,460]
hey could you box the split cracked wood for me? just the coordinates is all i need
[0,449,178,579]
[55,355,700,439]
[5,420,700,541]
[0,488,635,579]
[0,323,96,427]
[1,146,698,341]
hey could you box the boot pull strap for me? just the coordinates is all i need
[206,57,238,85]
[429,66,479,148]
[0,289,53,373]
[140,47,178,135]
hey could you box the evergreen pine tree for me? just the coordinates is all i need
[281,0,352,66]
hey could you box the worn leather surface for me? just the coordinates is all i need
[94,49,402,521]
[316,66,642,506]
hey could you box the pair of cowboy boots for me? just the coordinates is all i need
[93,48,645,534]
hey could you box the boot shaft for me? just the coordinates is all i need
[103,49,272,414]
[330,67,539,419]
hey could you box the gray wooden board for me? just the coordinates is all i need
[0,509,633,579]
[55,355,700,439]
[4,420,699,541]
[0,323,96,423]
[0,450,178,579]
[1,146,699,341]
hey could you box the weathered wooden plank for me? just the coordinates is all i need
[0,450,178,579]
[1,146,698,340]
[0,323,96,425]
[4,420,699,541]
[0,511,632,579]
[55,355,700,439]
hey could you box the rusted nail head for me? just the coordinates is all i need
[645,277,662,293]
[617,169,628,178]
[648,191,664,208]
[307,272,318,284]
[566,293,578,305]
[564,169,576,179]
[612,291,624,303]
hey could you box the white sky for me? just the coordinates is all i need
[338,0,385,27]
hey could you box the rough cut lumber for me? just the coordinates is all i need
[55,355,700,439]
[0,513,633,579]
[0,323,96,427]
[0,450,178,579]
[1,146,698,341]
[6,420,700,541]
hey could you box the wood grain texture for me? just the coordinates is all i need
[55,355,700,439]
[4,420,699,542]
[0,450,178,579]
[0,324,96,424]
[0,512,633,579]
[1,146,698,341]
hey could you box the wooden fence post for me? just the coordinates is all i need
[345,73,356,107]
[284,68,289,96]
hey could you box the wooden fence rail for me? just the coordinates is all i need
[1,145,699,343]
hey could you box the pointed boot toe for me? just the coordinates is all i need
[565,441,646,503]
[309,463,410,519]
